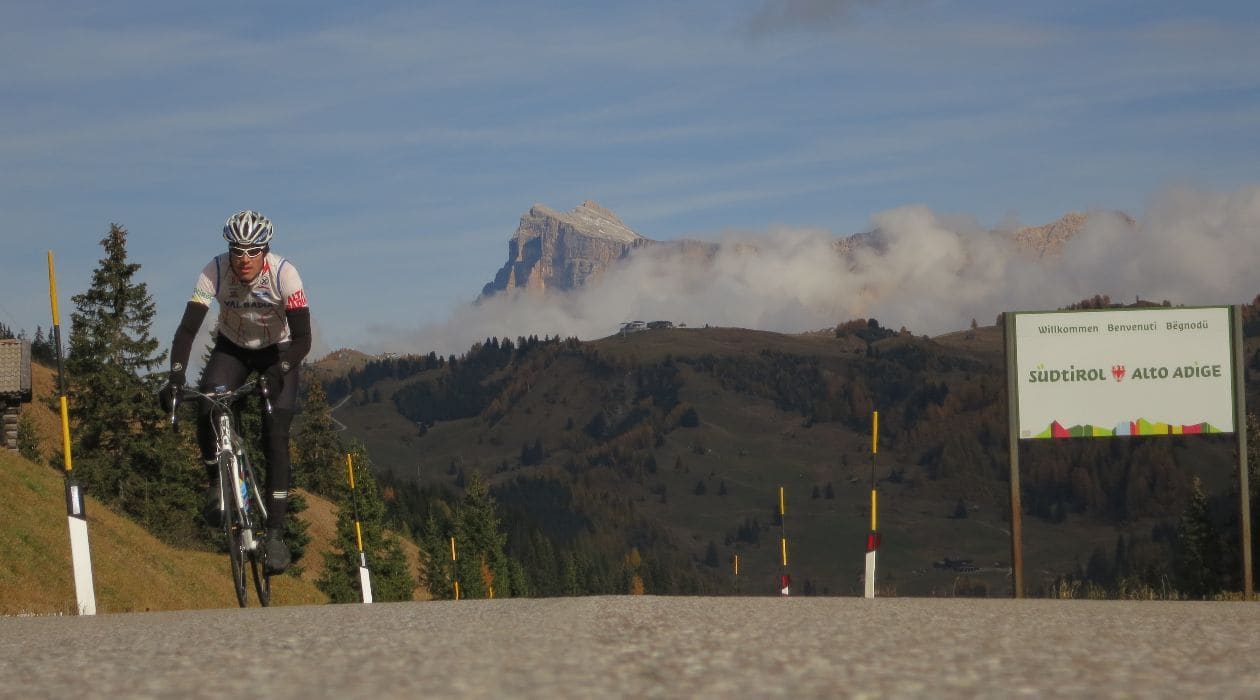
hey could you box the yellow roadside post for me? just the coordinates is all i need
[48,251,96,615]
[346,453,373,603]
[450,537,461,600]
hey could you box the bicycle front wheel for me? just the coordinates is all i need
[249,549,271,607]
[240,453,271,607]
[222,456,249,608]
[247,506,271,607]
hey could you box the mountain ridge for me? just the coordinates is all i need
[315,306,1259,598]
[480,200,1127,298]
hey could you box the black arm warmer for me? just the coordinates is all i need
[281,306,312,368]
[170,301,209,373]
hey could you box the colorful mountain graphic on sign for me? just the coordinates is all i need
[1033,419,1225,439]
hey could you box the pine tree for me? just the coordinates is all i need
[16,410,42,464]
[418,511,455,599]
[453,472,512,598]
[1174,476,1223,599]
[282,490,312,574]
[1113,533,1129,581]
[519,529,558,596]
[316,442,415,602]
[703,540,720,568]
[65,224,202,545]
[292,381,346,498]
[561,551,581,595]
[31,327,56,365]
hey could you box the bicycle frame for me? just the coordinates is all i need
[212,394,267,551]
[170,380,274,606]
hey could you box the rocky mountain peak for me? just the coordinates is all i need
[833,211,1131,260]
[481,201,654,298]
[525,200,644,245]
[1013,211,1136,258]
[1014,211,1088,258]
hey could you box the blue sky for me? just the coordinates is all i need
[3,1,1259,361]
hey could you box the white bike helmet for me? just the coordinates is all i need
[223,210,274,246]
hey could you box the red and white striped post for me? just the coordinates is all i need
[778,486,790,596]
[864,411,879,599]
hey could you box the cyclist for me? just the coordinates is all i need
[160,210,311,574]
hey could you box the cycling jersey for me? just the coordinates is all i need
[190,252,308,349]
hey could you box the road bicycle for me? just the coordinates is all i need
[169,380,274,607]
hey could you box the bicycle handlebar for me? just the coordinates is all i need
[166,379,274,428]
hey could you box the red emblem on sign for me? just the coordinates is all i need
[1111,365,1125,382]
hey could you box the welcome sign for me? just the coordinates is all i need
[1011,306,1236,439]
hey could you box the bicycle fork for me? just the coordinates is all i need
[218,415,266,552]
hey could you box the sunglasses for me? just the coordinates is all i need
[228,245,267,259]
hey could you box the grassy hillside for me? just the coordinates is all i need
[2,364,427,615]
[0,448,327,613]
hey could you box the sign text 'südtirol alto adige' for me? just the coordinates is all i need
[1013,307,1235,439]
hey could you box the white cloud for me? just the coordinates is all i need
[1062,186,1260,304]
[374,184,1260,358]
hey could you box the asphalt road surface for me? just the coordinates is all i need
[3,596,1258,698]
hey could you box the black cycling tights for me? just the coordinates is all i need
[197,337,299,531]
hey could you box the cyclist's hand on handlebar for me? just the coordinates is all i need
[262,361,289,396]
[160,365,185,414]
[159,381,183,414]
